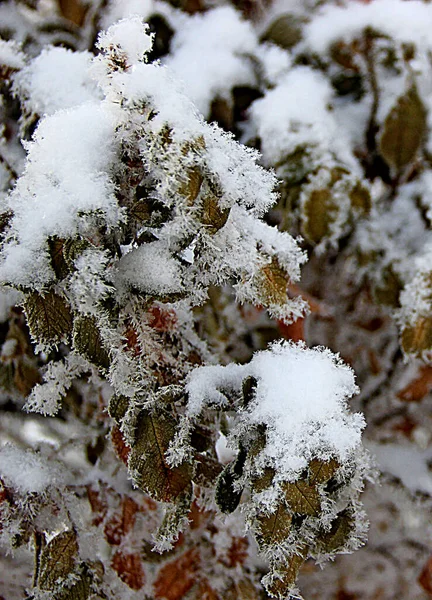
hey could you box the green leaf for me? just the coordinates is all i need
[256,502,292,549]
[37,530,78,590]
[24,291,73,348]
[129,410,193,502]
[283,480,321,516]
[379,83,427,173]
[73,315,110,370]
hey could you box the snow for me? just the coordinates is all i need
[0,39,25,71]
[0,444,64,493]
[249,67,355,168]
[0,103,120,287]
[117,242,184,296]
[165,7,257,117]
[304,0,432,54]
[13,47,101,116]
[369,442,432,495]
[100,0,155,30]
[187,341,364,479]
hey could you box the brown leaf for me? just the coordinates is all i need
[73,315,110,370]
[419,556,432,594]
[57,0,88,26]
[104,496,140,545]
[256,502,292,549]
[397,365,432,402]
[129,411,193,502]
[38,530,78,590]
[24,290,73,348]
[283,480,321,516]
[258,258,289,306]
[380,83,427,173]
[401,316,432,357]
[261,14,303,49]
[111,425,131,464]
[301,188,335,244]
[318,510,353,553]
[308,458,340,485]
[264,551,307,598]
[111,550,145,590]
[153,549,200,600]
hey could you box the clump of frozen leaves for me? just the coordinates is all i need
[0,14,370,600]
[186,341,369,596]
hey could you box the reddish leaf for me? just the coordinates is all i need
[154,549,200,600]
[419,556,432,594]
[111,550,145,590]
[397,365,432,402]
[148,306,178,332]
[104,497,140,545]
[111,425,131,464]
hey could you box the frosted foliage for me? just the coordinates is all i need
[166,7,257,116]
[117,242,184,295]
[304,0,432,53]
[187,341,364,478]
[249,67,355,168]
[0,40,25,70]
[0,103,119,287]
[13,48,101,116]
[0,445,64,493]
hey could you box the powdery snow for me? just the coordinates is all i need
[0,444,64,493]
[13,47,101,116]
[166,7,257,117]
[187,341,364,479]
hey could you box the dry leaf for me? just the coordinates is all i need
[283,480,321,516]
[111,550,145,590]
[153,548,200,600]
[130,411,193,502]
[24,291,73,347]
[379,83,427,173]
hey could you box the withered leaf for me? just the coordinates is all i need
[153,548,200,600]
[54,568,91,600]
[201,195,230,232]
[111,551,145,591]
[194,453,223,487]
[215,448,246,514]
[242,376,257,408]
[24,291,73,347]
[251,467,275,493]
[261,14,303,49]
[256,502,292,549]
[154,487,192,546]
[179,167,203,205]
[264,551,307,599]
[128,200,151,223]
[226,578,260,600]
[308,458,340,485]
[38,530,78,590]
[258,258,289,306]
[301,188,336,244]
[401,316,432,357]
[349,181,371,214]
[108,394,130,424]
[129,410,193,502]
[283,480,321,516]
[48,237,69,280]
[318,510,353,553]
[379,83,427,173]
[73,315,110,370]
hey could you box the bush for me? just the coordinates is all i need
[0,1,431,599]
